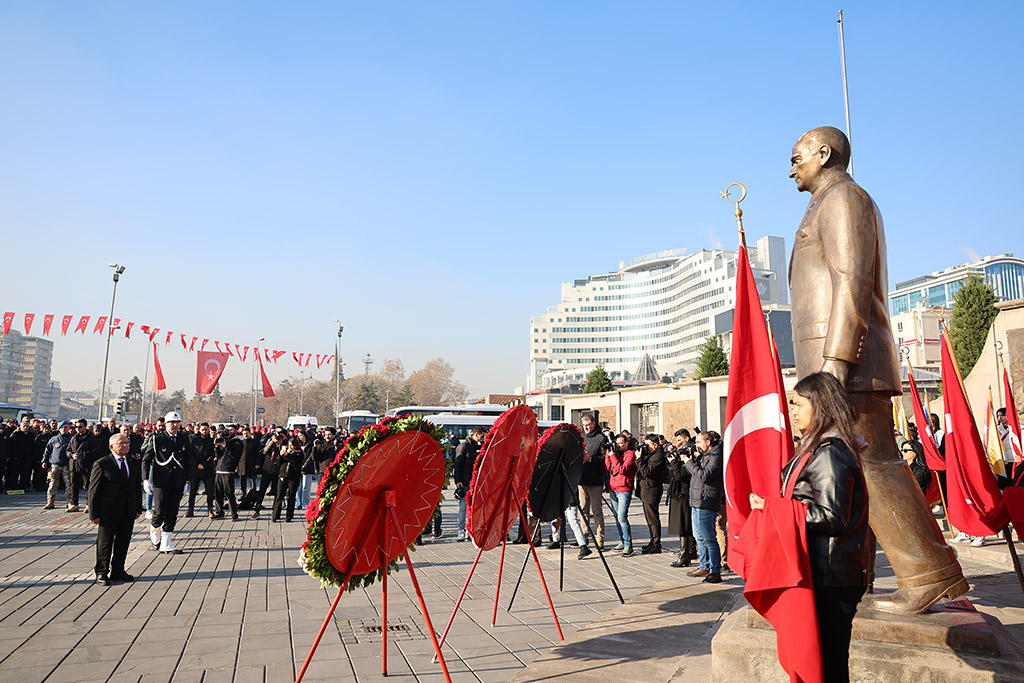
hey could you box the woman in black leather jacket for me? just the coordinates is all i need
[750,372,869,683]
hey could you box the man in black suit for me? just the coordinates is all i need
[89,433,143,586]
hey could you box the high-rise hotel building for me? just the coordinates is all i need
[527,235,788,392]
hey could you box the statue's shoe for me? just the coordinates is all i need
[864,576,969,614]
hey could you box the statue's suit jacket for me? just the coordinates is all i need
[789,171,901,395]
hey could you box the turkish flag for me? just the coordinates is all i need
[93,316,108,335]
[180,334,187,350]
[125,321,135,338]
[75,316,90,334]
[148,327,160,342]
[110,318,121,336]
[2,312,13,336]
[43,314,54,336]
[258,354,276,398]
[723,245,793,577]
[741,497,823,683]
[941,332,1008,536]
[908,369,945,472]
[24,313,35,336]
[196,350,229,395]
[1004,369,1023,464]
[200,339,209,352]
[61,315,73,335]
[152,343,167,391]
[165,330,173,346]
[189,336,198,352]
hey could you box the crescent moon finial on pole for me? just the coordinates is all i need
[721,182,748,249]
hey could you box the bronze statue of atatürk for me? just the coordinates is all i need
[788,126,967,613]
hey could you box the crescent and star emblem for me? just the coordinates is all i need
[204,358,221,380]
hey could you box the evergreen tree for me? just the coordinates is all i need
[582,365,613,394]
[392,383,416,407]
[694,335,729,379]
[948,274,998,377]
[352,381,382,413]
[123,376,143,414]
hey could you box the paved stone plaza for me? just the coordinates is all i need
[1,487,1023,682]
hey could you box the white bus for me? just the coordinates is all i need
[384,404,509,419]
[337,410,378,433]
[286,415,320,431]
[423,412,561,440]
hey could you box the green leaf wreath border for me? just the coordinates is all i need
[298,414,450,590]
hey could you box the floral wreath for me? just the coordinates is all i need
[466,407,539,537]
[299,414,450,590]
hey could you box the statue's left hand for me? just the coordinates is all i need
[820,358,850,387]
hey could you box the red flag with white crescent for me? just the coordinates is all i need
[140,324,150,335]
[2,312,13,336]
[75,316,91,334]
[23,313,35,336]
[258,353,276,398]
[180,334,187,350]
[265,349,271,362]
[723,245,818,683]
[906,369,943,504]
[242,346,249,362]
[941,332,1008,536]
[152,343,167,391]
[92,316,108,334]
[201,339,209,352]
[165,330,173,346]
[61,315,73,335]
[110,318,121,336]
[225,344,234,358]
[305,353,312,367]
[723,245,793,576]
[43,314,54,337]
[189,336,198,352]
[1004,369,1023,465]
[148,327,160,342]
[125,321,135,338]
[293,352,300,365]
[196,350,229,395]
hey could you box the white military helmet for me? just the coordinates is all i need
[165,411,183,422]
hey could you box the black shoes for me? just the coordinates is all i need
[546,541,561,550]
[670,556,691,568]
[577,546,593,560]
[702,574,722,584]
[95,573,110,587]
[184,512,194,518]
[641,544,662,555]
[110,572,134,582]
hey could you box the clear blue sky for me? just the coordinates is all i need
[1,2,1019,397]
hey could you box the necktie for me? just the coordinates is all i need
[119,457,128,482]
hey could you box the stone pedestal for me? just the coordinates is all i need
[711,596,1024,682]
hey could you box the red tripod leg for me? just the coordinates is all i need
[432,543,486,661]
[385,504,453,683]
[519,508,564,641]
[295,574,353,683]
[492,501,512,626]
[381,507,388,676]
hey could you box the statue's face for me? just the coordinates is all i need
[789,137,825,193]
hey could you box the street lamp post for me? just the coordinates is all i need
[299,371,304,414]
[98,264,125,422]
[332,320,343,427]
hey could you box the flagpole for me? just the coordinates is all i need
[838,9,854,178]
[140,341,151,424]
[722,183,747,249]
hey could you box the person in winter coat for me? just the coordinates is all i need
[749,372,870,683]
[636,433,669,554]
[296,431,317,511]
[272,437,303,523]
[42,422,75,510]
[238,427,261,496]
[452,427,485,542]
[667,428,697,567]
[252,431,285,519]
[211,436,239,521]
[68,419,103,512]
[681,430,724,583]
[605,433,637,556]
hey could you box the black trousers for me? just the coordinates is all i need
[272,477,299,521]
[188,473,215,514]
[214,473,238,518]
[95,514,135,576]
[815,584,866,683]
[641,488,662,547]
[253,471,277,513]
[152,485,184,532]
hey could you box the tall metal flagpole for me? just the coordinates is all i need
[140,341,151,424]
[838,9,854,178]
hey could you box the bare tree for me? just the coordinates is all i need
[408,358,468,406]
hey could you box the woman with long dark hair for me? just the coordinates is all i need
[750,372,870,683]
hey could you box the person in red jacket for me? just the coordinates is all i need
[605,433,637,556]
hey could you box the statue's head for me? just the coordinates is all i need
[789,126,850,193]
